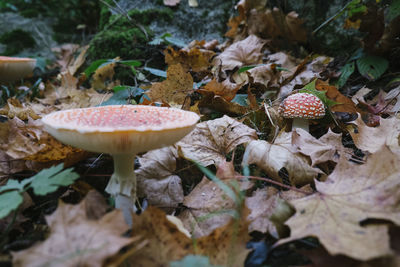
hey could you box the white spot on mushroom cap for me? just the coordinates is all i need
[278,93,325,119]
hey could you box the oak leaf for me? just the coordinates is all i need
[165,46,215,72]
[276,146,400,260]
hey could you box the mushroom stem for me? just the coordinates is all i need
[292,118,309,132]
[105,154,137,225]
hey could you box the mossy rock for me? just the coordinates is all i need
[0,29,36,56]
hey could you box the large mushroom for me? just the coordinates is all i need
[0,56,36,83]
[278,92,325,132]
[42,105,199,224]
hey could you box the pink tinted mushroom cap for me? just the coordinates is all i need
[279,93,325,119]
[42,105,200,155]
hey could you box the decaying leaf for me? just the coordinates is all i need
[243,133,322,186]
[128,206,193,265]
[135,146,184,208]
[348,114,400,153]
[212,35,266,72]
[147,63,194,106]
[165,46,215,72]
[315,79,358,113]
[177,115,257,166]
[291,128,343,166]
[276,146,400,260]
[201,78,242,102]
[12,199,134,267]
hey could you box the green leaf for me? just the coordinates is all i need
[356,55,389,81]
[238,65,259,74]
[337,61,355,88]
[119,60,142,67]
[144,67,167,78]
[388,0,400,21]
[0,191,23,218]
[30,164,79,196]
[100,87,144,106]
[170,255,221,267]
[231,94,248,106]
[299,79,339,108]
[0,178,32,193]
[164,36,186,48]
[84,59,111,77]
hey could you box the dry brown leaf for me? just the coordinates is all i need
[212,35,266,72]
[197,91,249,116]
[202,78,242,101]
[0,98,40,120]
[243,133,322,186]
[247,63,281,89]
[276,146,400,260]
[135,146,184,208]
[180,159,252,237]
[291,128,343,166]
[12,199,134,267]
[52,43,80,73]
[90,61,116,90]
[129,206,193,265]
[147,63,194,106]
[316,79,358,113]
[165,46,215,72]
[348,115,400,153]
[195,205,251,267]
[177,115,257,166]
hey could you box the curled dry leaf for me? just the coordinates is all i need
[12,199,134,267]
[202,78,242,101]
[147,63,194,106]
[212,35,266,72]
[177,115,257,166]
[0,98,40,120]
[135,146,184,208]
[197,91,249,116]
[243,133,322,186]
[291,128,343,166]
[276,146,400,260]
[348,115,400,153]
[165,46,215,72]
[315,79,358,113]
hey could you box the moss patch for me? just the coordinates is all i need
[0,29,36,55]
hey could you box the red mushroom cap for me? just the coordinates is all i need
[279,93,325,119]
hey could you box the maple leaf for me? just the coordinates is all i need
[201,78,242,102]
[243,133,323,186]
[12,199,134,267]
[176,115,257,167]
[291,128,344,166]
[276,146,400,260]
[212,35,266,72]
[147,63,194,106]
[348,115,400,153]
[135,146,184,208]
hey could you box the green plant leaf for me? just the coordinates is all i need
[119,60,142,67]
[337,61,355,88]
[356,55,389,81]
[170,255,221,267]
[388,0,400,21]
[238,65,259,74]
[231,94,248,106]
[84,59,111,77]
[30,164,79,196]
[164,36,186,48]
[0,178,31,193]
[144,67,167,78]
[101,87,144,106]
[0,191,23,218]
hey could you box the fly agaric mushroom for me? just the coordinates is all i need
[278,92,325,132]
[0,56,36,83]
[42,105,199,224]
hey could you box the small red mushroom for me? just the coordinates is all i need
[279,92,325,132]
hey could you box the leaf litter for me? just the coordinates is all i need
[1,0,400,266]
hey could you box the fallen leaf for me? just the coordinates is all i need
[348,115,400,153]
[202,78,242,101]
[165,46,215,72]
[12,199,134,267]
[212,35,266,72]
[128,206,193,265]
[315,79,357,113]
[135,146,184,208]
[147,63,194,106]
[243,133,322,186]
[177,115,257,166]
[197,91,249,116]
[276,146,400,260]
[291,128,343,166]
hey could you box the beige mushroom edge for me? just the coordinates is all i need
[0,56,36,83]
[42,104,200,225]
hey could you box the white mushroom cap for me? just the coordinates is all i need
[279,93,325,119]
[42,105,200,155]
[0,56,36,83]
